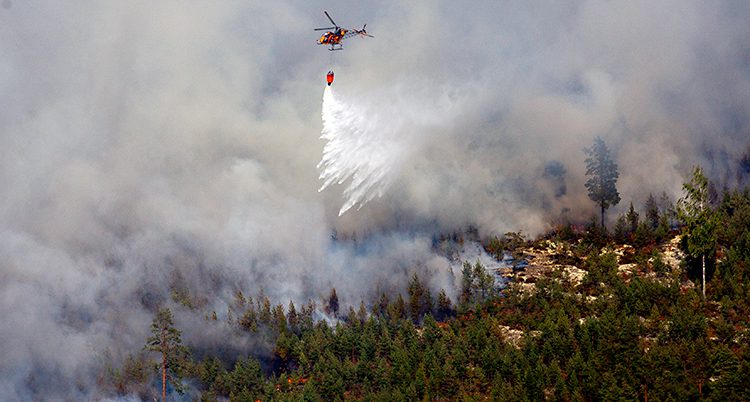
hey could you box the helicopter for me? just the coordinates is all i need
[315,11,373,51]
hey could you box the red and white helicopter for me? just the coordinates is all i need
[315,11,373,51]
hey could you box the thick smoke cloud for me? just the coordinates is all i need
[1,1,748,399]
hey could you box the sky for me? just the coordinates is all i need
[1,1,749,399]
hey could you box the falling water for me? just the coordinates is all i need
[318,86,400,215]
[317,82,465,216]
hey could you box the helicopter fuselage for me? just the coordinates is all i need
[318,29,347,49]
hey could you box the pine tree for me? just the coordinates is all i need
[258,292,272,324]
[272,303,287,334]
[287,300,298,334]
[374,292,390,318]
[613,215,628,243]
[239,302,258,332]
[460,261,474,306]
[584,137,621,229]
[388,294,406,322]
[626,202,640,234]
[472,260,495,301]
[408,273,426,324]
[423,287,434,320]
[326,288,340,317]
[144,308,189,402]
[357,300,368,324]
[436,289,454,321]
[645,193,660,229]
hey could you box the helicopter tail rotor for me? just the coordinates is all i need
[358,24,374,38]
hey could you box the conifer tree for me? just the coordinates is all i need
[473,260,495,300]
[626,202,640,234]
[584,137,621,229]
[388,294,406,321]
[460,261,474,306]
[436,289,454,321]
[326,288,339,317]
[272,304,287,334]
[408,273,425,324]
[357,300,368,324]
[258,291,272,324]
[287,300,298,333]
[239,303,258,332]
[144,307,189,402]
[613,215,628,243]
[645,193,660,229]
[374,292,390,318]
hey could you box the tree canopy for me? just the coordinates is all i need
[145,307,190,401]
[585,137,621,229]
[677,165,718,299]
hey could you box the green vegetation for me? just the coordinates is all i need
[104,168,750,400]
[678,166,718,299]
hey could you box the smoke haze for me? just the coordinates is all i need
[1,1,749,398]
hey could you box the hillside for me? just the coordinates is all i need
[104,188,750,401]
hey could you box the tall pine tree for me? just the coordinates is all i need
[584,137,621,230]
[144,307,189,401]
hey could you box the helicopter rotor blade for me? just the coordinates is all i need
[314,27,336,31]
[324,11,337,27]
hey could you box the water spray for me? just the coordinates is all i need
[317,87,399,215]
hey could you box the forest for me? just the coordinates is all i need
[102,162,750,401]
